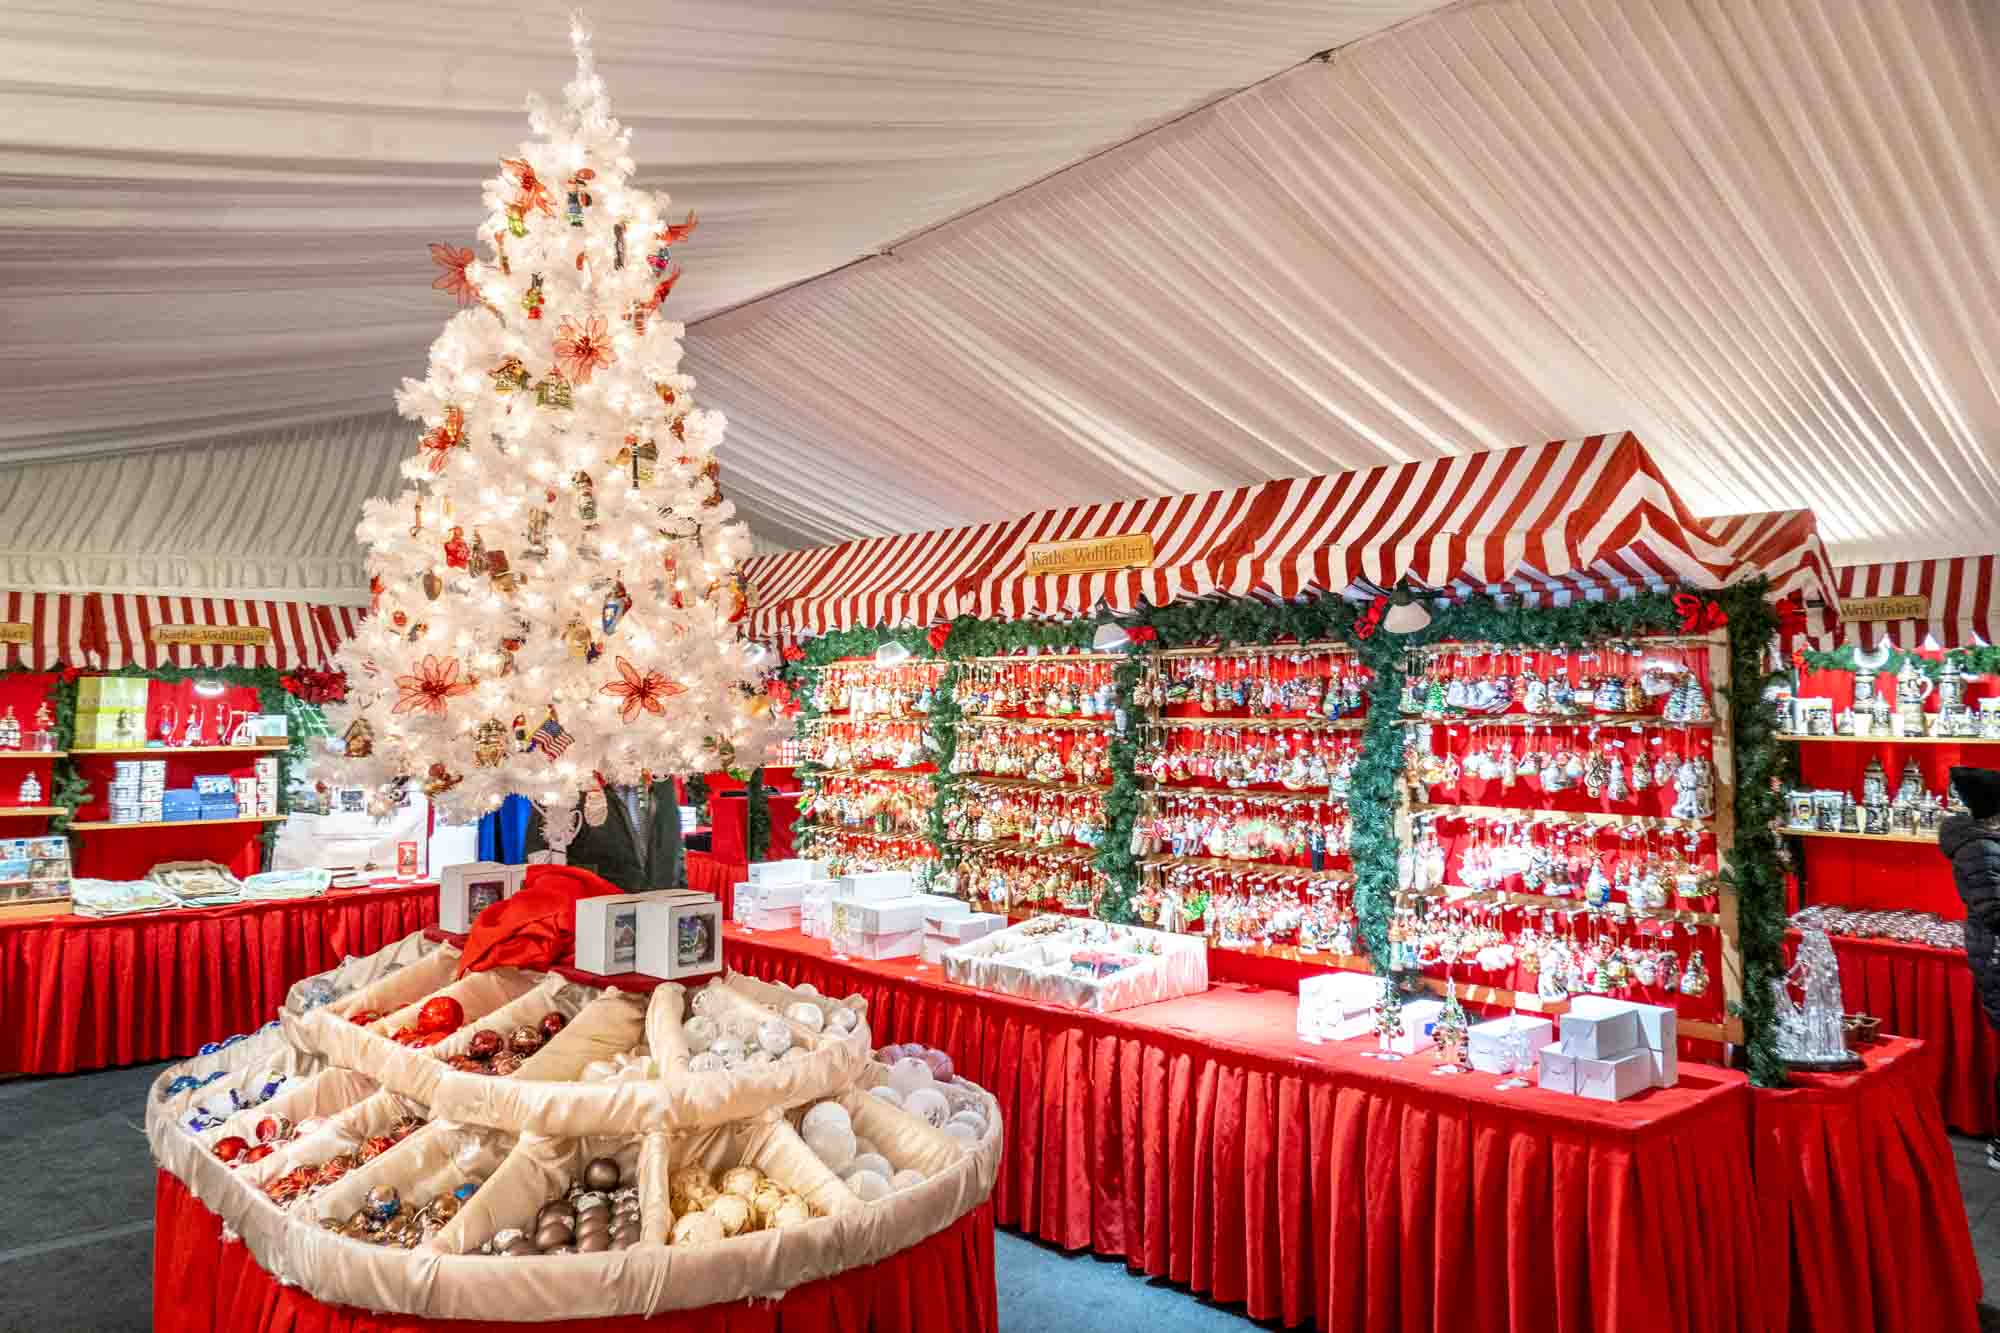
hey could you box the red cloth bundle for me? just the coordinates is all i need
[456,863,621,976]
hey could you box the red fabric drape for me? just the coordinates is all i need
[724,927,1768,1333]
[153,1171,998,1333]
[708,792,802,867]
[1785,929,1998,1135]
[687,851,739,914]
[1750,1039,1981,1333]
[456,863,620,975]
[0,884,436,1076]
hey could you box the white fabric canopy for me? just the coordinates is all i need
[4,0,1996,597]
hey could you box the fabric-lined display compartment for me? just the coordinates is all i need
[147,932,1003,1321]
[942,914,1208,1012]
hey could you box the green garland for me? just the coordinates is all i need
[924,664,964,873]
[1717,580,1788,1088]
[1091,653,1145,923]
[684,773,710,821]
[744,769,770,861]
[1800,643,2000,680]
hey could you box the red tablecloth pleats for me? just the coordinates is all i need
[1749,1038,1980,1333]
[724,927,1774,1333]
[153,1170,999,1333]
[708,792,802,869]
[0,884,437,1076]
[1785,929,2000,1135]
[687,851,741,913]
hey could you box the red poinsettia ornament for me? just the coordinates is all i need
[428,243,478,307]
[553,314,616,385]
[393,655,475,715]
[600,656,685,723]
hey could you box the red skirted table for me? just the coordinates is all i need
[1785,928,1998,1135]
[723,924,1980,1333]
[1749,1037,1982,1333]
[0,882,438,1077]
[154,1169,999,1333]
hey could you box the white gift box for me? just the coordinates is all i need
[1467,1016,1554,1074]
[831,895,933,935]
[926,910,1005,941]
[801,900,833,939]
[741,904,802,932]
[576,891,681,975]
[747,858,823,886]
[734,878,806,919]
[1558,1005,1640,1060]
[439,861,522,933]
[1538,1042,1579,1094]
[1385,998,1444,1055]
[634,891,723,979]
[838,870,915,902]
[1568,996,1677,1087]
[920,934,956,965]
[832,924,925,960]
[915,893,971,919]
[1297,972,1383,1043]
[1574,1049,1654,1102]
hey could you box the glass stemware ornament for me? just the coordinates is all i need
[1495,1011,1535,1090]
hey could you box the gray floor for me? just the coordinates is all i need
[2,1060,1994,1333]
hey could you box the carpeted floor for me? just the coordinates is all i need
[2,1059,1995,1333]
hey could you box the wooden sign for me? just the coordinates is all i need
[150,624,273,647]
[0,623,32,644]
[1839,594,1929,623]
[1023,533,1155,576]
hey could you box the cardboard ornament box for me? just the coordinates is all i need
[1467,1015,1554,1075]
[634,890,723,980]
[439,861,525,934]
[1296,972,1382,1043]
[574,889,695,976]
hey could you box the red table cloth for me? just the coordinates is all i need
[0,882,437,1077]
[724,926,1765,1333]
[707,791,802,869]
[1749,1037,1981,1333]
[154,1170,998,1333]
[1785,928,1998,1135]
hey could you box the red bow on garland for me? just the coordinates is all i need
[926,624,952,652]
[1790,647,1807,671]
[1355,596,1388,640]
[281,669,350,705]
[1673,593,1728,633]
[780,644,806,664]
[57,665,81,685]
[1126,626,1158,644]
[1774,592,1808,637]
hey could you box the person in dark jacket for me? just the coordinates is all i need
[1943,765,2000,1168]
[525,779,685,893]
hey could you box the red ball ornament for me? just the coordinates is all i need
[212,1136,249,1163]
[467,1029,504,1060]
[242,1144,275,1164]
[348,1010,381,1026]
[417,996,465,1034]
[390,1026,422,1045]
[538,1012,567,1040]
[405,1029,450,1049]
[254,1115,292,1144]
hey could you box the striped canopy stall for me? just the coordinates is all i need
[0,592,102,671]
[93,594,353,670]
[743,434,1836,638]
[1814,556,2000,650]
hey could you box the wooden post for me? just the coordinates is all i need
[1707,627,1746,1047]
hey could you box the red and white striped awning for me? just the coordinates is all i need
[0,592,99,671]
[95,594,348,670]
[744,434,1835,638]
[1815,557,2000,650]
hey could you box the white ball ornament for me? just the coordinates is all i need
[867,1086,903,1107]
[688,1051,726,1074]
[721,1017,758,1045]
[849,1152,892,1180]
[801,1102,853,1139]
[852,1136,880,1161]
[709,1037,747,1066]
[828,1007,858,1033]
[757,1018,794,1057]
[887,1057,934,1096]
[682,1015,719,1053]
[942,1121,978,1144]
[670,1211,725,1247]
[691,988,723,1018]
[803,1122,856,1172]
[745,1049,775,1067]
[786,1002,825,1032]
[903,1087,950,1128]
[947,1109,986,1137]
[845,1168,890,1201]
[794,983,818,997]
[890,1168,925,1191]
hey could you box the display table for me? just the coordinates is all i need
[1785,928,1997,1135]
[154,1170,998,1333]
[0,882,438,1077]
[723,924,1979,1333]
[1750,1037,1981,1333]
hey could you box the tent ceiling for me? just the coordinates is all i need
[3,0,1997,598]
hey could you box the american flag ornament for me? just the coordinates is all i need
[528,709,574,759]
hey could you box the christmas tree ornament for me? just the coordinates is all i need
[472,720,508,768]
[602,580,632,635]
[18,771,42,804]
[1431,979,1470,1074]
[0,707,18,750]
[491,356,531,393]
[1371,981,1405,1061]
[583,785,609,827]
[443,527,470,569]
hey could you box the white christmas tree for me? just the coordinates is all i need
[320,14,777,831]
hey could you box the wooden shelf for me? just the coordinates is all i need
[71,745,279,756]
[1142,853,1350,882]
[0,750,65,759]
[0,897,71,921]
[957,839,1097,861]
[1408,802,1713,831]
[67,815,286,830]
[1414,882,1721,926]
[963,714,1115,729]
[1786,826,1938,846]
[960,776,1112,794]
[0,806,63,817]
[1775,732,1999,746]
[1404,712,1713,729]
[1140,780,1339,804]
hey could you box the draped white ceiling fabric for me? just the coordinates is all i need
[3,0,1996,599]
